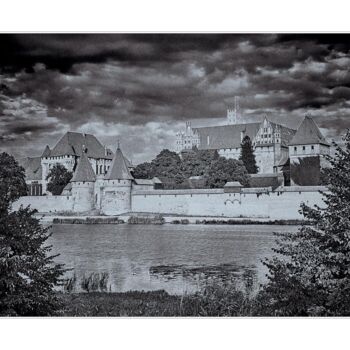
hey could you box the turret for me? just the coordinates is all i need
[100,142,134,215]
[71,148,96,212]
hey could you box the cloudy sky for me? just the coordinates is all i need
[1,34,350,163]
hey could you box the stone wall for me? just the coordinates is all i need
[12,195,74,213]
[131,186,327,220]
[13,185,327,220]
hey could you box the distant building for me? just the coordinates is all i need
[175,110,330,177]
[19,131,134,196]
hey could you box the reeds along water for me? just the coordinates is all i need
[63,272,112,293]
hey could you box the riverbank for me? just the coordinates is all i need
[58,288,257,316]
[39,214,305,225]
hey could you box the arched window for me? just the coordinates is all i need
[100,165,103,174]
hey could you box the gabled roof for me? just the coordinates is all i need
[18,157,42,181]
[268,122,296,147]
[50,132,113,159]
[105,146,134,180]
[134,179,154,185]
[289,116,329,146]
[224,181,243,187]
[194,123,261,149]
[71,152,96,182]
[41,145,51,158]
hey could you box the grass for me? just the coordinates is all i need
[58,278,261,316]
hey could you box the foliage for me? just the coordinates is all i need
[132,148,249,189]
[180,149,219,179]
[46,163,73,195]
[206,157,250,188]
[239,135,258,174]
[132,161,154,179]
[0,152,66,316]
[290,156,321,186]
[0,152,27,210]
[260,130,350,316]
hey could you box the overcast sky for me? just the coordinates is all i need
[1,34,350,163]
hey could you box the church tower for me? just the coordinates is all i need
[100,142,134,215]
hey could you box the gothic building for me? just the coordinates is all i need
[19,131,134,196]
[175,110,330,175]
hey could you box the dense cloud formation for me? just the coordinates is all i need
[1,34,350,163]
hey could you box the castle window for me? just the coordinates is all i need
[302,146,306,151]
[100,165,103,174]
[294,146,297,153]
[311,145,314,151]
[96,165,98,174]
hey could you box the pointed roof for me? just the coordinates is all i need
[41,145,51,158]
[105,144,134,180]
[289,116,329,146]
[50,131,113,159]
[71,152,96,182]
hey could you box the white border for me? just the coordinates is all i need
[1,0,350,32]
[1,1,350,349]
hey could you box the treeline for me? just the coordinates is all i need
[132,143,256,189]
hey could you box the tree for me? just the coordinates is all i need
[0,153,65,316]
[0,152,27,210]
[46,164,73,195]
[133,149,185,186]
[259,130,350,316]
[181,149,219,179]
[206,157,250,188]
[132,161,154,179]
[239,135,258,174]
[290,156,321,186]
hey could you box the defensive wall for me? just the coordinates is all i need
[12,186,327,220]
[12,195,74,213]
[131,186,327,220]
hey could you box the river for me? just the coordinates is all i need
[49,224,298,294]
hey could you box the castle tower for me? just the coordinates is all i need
[71,149,96,212]
[227,96,240,125]
[100,142,134,215]
[288,115,330,185]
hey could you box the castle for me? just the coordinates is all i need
[176,110,330,176]
[19,131,161,215]
[16,111,332,218]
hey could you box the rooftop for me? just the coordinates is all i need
[71,151,96,182]
[289,116,329,146]
[49,131,114,159]
[105,146,134,180]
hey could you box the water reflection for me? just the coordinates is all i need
[49,224,297,294]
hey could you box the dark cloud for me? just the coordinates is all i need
[1,34,350,162]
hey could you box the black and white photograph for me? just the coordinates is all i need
[2,29,350,323]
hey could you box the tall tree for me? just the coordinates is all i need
[0,153,65,316]
[0,152,27,210]
[259,130,350,316]
[206,157,250,188]
[239,135,258,174]
[46,164,73,195]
